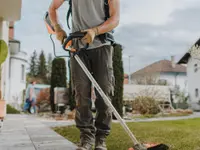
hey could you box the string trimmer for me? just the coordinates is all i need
[44,12,169,150]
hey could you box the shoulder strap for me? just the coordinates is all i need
[104,0,110,21]
[104,0,114,33]
[66,0,72,29]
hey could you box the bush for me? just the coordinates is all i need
[50,58,67,112]
[111,44,124,118]
[7,104,20,114]
[68,59,76,111]
[132,96,160,115]
[36,88,51,112]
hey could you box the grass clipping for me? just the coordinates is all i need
[132,96,160,115]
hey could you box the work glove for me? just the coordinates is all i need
[54,24,67,44]
[82,28,98,44]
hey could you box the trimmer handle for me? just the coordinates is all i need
[62,31,89,52]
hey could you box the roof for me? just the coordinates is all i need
[132,59,186,76]
[124,74,129,78]
[177,53,191,64]
[28,84,50,89]
[34,84,50,89]
[178,38,200,64]
[9,38,20,43]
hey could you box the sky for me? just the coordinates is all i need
[14,0,200,75]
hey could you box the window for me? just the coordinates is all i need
[21,64,25,81]
[158,79,167,85]
[194,64,198,72]
[195,88,199,98]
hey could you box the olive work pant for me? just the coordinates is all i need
[70,45,115,145]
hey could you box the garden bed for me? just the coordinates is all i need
[130,109,193,119]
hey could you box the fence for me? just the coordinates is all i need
[123,84,171,102]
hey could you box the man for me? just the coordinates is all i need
[49,0,120,150]
[24,81,37,114]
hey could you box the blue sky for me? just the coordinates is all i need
[14,0,200,75]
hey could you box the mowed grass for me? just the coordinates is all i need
[53,118,200,150]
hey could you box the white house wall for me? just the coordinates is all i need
[160,72,187,90]
[187,57,200,110]
[9,52,27,109]
[0,20,10,103]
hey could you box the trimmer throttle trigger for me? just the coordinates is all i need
[62,31,89,52]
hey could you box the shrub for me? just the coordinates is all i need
[36,88,51,112]
[50,58,67,112]
[111,44,124,118]
[37,88,50,103]
[132,96,160,115]
[7,104,20,114]
[68,59,76,111]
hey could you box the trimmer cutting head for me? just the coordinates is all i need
[129,143,169,150]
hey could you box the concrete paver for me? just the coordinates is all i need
[0,114,77,150]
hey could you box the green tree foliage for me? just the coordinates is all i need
[29,50,38,77]
[68,59,76,111]
[46,53,53,83]
[37,50,47,79]
[112,44,124,118]
[50,58,67,112]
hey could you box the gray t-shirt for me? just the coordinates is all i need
[25,84,36,99]
[66,0,111,50]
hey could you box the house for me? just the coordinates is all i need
[124,74,129,84]
[178,38,200,111]
[0,0,27,110]
[130,56,187,90]
[8,22,28,109]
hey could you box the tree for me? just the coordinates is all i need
[46,53,53,83]
[111,44,124,118]
[50,58,67,112]
[68,59,76,111]
[37,50,47,79]
[29,50,38,77]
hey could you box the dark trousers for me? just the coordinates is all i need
[70,45,115,144]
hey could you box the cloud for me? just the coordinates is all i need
[14,0,200,74]
[115,1,200,73]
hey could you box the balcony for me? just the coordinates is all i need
[0,0,22,21]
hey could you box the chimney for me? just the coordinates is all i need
[9,21,14,39]
[171,56,176,68]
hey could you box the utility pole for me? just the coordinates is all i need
[128,55,134,84]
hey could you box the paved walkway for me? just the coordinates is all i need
[1,113,200,150]
[0,114,77,150]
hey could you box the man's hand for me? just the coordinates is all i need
[82,28,98,44]
[49,0,66,43]
[54,24,67,43]
[93,0,120,35]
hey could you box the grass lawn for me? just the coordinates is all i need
[53,118,200,150]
